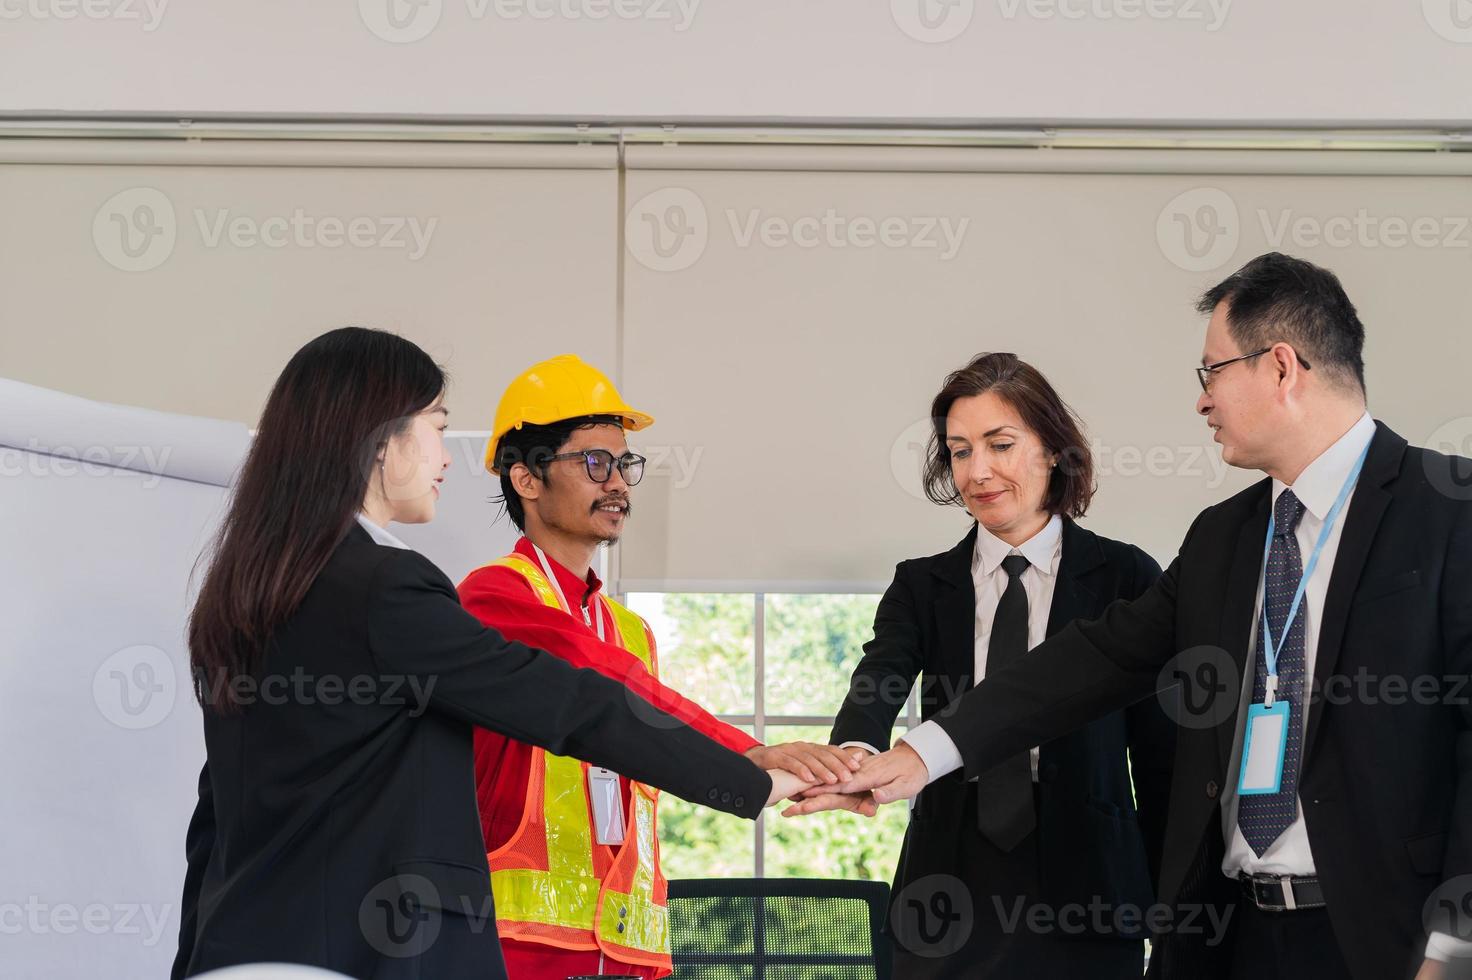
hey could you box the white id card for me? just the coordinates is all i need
[1237,702,1291,796]
[588,767,626,845]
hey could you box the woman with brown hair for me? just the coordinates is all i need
[825,352,1176,978]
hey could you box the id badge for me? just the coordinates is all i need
[588,767,626,845]
[1237,701,1291,796]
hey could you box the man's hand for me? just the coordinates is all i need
[817,741,930,805]
[781,790,879,818]
[746,742,864,788]
[1413,958,1446,980]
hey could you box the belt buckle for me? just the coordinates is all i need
[1244,873,1295,911]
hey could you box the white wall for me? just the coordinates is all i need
[0,379,518,979]
[3,0,1472,124]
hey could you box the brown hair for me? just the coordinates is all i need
[920,352,1095,519]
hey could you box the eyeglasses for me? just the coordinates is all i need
[543,449,647,486]
[1196,346,1311,394]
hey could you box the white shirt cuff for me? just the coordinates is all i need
[898,721,961,783]
[1425,930,1472,963]
[838,740,881,757]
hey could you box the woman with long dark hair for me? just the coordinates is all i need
[172,327,798,979]
[820,353,1176,978]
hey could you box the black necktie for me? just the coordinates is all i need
[975,553,1036,851]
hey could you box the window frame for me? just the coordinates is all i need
[619,589,919,877]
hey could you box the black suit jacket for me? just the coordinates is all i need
[172,523,769,979]
[830,518,1176,937]
[928,423,1472,979]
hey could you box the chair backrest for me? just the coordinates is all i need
[666,877,892,980]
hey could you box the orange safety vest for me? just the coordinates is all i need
[483,553,671,970]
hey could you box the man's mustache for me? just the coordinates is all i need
[592,496,632,518]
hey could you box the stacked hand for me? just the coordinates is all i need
[748,741,867,808]
[778,742,930,817]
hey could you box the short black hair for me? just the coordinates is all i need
[1196,252,1366,395]
[493,414,625,532]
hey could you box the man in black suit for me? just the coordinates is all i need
[794,253,1472,980]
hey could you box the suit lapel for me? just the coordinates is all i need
[1217,485,1271,771]
[1046,518,1103,636]
[931,524,980,691]
[1303,422,1406,763]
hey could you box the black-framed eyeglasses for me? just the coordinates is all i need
[1196,346,1311,394]
[543,449,647,486]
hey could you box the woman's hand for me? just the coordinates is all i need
[785,741,930,813]
[746,742,865,786]
[765,768,815,807]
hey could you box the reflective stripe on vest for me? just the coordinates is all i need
[482,554,670,967]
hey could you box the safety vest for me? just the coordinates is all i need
[483,552,671,970]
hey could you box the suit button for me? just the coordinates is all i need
[619,906,627,918]
[734,796,745,809]
[707,788,719,802]
[1206,781,1219,799]
[721,791,732,804]
[617,922,626,934]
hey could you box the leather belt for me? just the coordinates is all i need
[1237,872,1327,912]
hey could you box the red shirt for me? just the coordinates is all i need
[457,538,760,979]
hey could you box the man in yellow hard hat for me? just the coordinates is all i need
[458,354,859,980]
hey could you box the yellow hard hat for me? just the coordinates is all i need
[485,354,654,474]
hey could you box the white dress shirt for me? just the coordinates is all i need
[1217,410,1375,880]
[898,514,1064,782]
[356,512,411,550]
[1219,412,1466,963]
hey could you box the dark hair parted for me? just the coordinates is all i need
[1196,251,1366,395]
[188,327,447,712]
[920,352,1095,519]
[493,414,626,532]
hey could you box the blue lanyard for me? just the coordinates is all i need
[1257,441,1371,706]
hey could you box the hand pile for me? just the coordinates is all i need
[746,741,931,817]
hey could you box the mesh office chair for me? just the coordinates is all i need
[666,877,892,980]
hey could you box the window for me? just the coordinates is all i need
[622,592,915,882]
